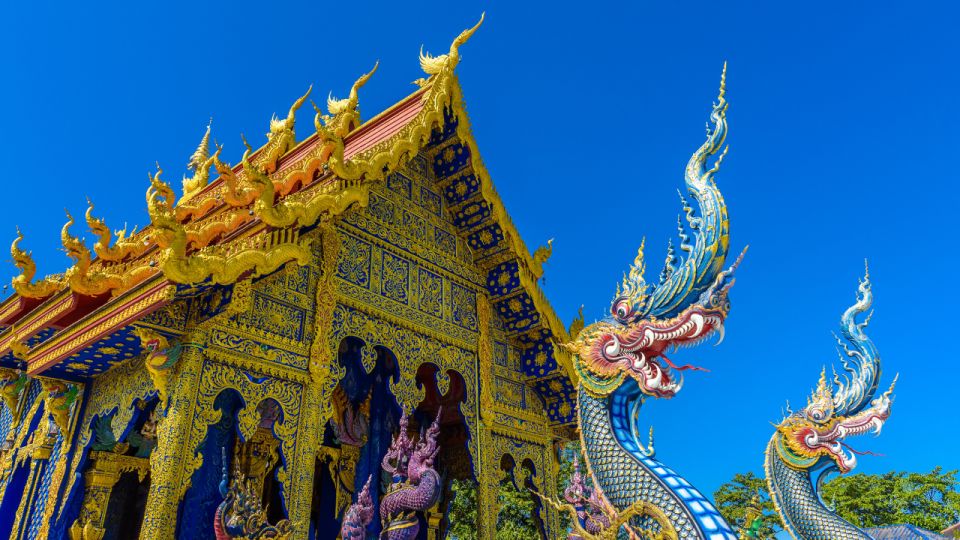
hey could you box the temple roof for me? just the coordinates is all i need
[0,14,576,422]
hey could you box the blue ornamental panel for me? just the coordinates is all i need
[442,172,480,206]
[546,397,576,424]
[432,142,471,178]
[451,200,491,230]
[380,251,410,305]
[467,224,504,253]
[0,327,57,369]
[418,186,442,217]
[495,293,540,335]
[386,172,413,199]
[427,107,458,146]
[336,233,372,288]
[520,339,557,378]
[485,261,521,297]
[531,376,575,401]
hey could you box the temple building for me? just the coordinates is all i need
[0,16,577,539]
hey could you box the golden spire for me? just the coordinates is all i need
[419,12,485,78]
[182,119,214,201]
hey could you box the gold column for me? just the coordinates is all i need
[284,385,321,534]
[425,500,443,540]
[476,424,498,540]
[139,345,203,539]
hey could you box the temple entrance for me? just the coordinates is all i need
[411,364,473,539]
[178,389,242,540]
[102,470,150,540]
[310,337,401,539]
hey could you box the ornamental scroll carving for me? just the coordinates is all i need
[179,358,305,523]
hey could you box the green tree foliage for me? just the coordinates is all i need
[713,472,782,538]
[821,467,960,531]
[448,479,478,540]
[496,472,539,540]
[714,468,960,535]
[445,473,542,540]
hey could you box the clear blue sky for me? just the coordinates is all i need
[3,0,957,503]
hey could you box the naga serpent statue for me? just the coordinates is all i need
[339,409,443,539]
[765,265,896,539]
[341,476,375,539]
[564,65,741,540]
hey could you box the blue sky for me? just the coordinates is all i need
[3,0,958,512]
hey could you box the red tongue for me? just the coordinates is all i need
[839,441,885,457]
[659,354,709,372]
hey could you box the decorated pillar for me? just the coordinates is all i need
[286,222,344,532]
[139,341,201,539]
[10,424,57,540]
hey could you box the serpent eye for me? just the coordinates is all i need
[612,297,634,323]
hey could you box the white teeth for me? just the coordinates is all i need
[690,313,705,336]
[714,323,725,345]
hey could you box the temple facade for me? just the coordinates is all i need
[0,16,577,539]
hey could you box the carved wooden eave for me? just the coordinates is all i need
[24,276,175,375]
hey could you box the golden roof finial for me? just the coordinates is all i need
[269,85,313,139]
[85,197,113,256]
[327,61,379,116]
[318,61,380,140]
[182,119,214,201]
[61,209,92,276]
[419,12,485,78]
[11,228,61,299]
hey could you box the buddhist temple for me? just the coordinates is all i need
[0,14,575,539]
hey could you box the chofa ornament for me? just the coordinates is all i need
[765,263,896,540]
[564,64,742,539]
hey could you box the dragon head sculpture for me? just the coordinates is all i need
[566,64,744,399]
[773,265,895,474]
[381,411,414,481]
[407,408,442,484]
